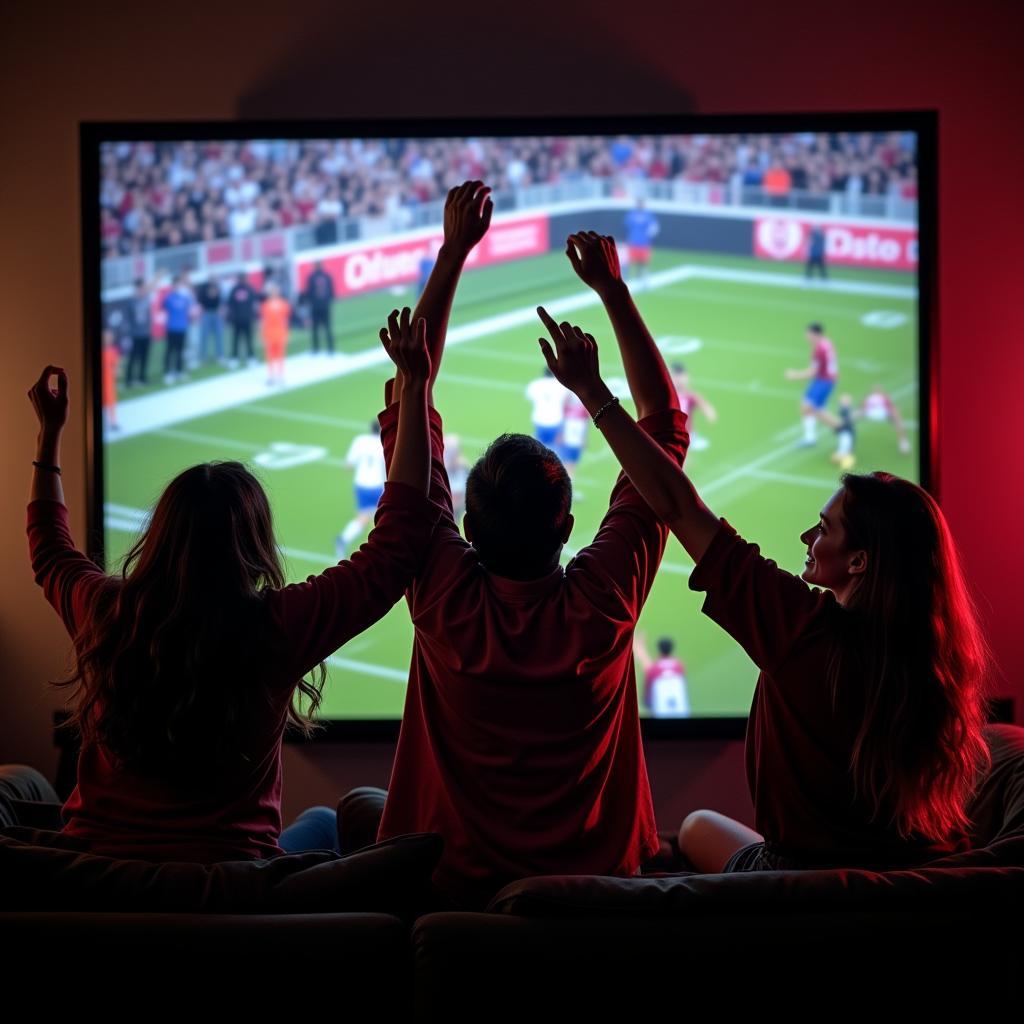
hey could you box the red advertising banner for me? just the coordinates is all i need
[296,214,550,297]
[754,217,918,271]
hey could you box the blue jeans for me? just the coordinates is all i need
[200,311,225,362]
[279,805,340,854]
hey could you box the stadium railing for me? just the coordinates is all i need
[99,176,917,296]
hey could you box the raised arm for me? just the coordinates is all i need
[391,180,493,406]
[379,307,431,495]
[27,366,114,636]
[267,310,439,679]
[564,231,677,420]
[28,365,68,505]
[537,315,720,564]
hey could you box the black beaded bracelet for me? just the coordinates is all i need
[32,460,62,475]
[592,396,620,426]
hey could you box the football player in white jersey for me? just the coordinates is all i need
[335,421,387,558]
[525,366,568,449]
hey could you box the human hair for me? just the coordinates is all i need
[671,363,686,375]
[464,434,571,580]
[808,322,824,334]
[58,462,325,778]
[657,637,674,657]
[829,472,990,843]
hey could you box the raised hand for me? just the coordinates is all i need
[566,231,623,295]
[380,308,431,384]
[28,365,70,436]
[443,180,493,255]
[536,306,610,412]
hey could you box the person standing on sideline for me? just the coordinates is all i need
[125,278,153,387]
[227,274,258,368]
[102,329,121,433]
[197,277,226,365]
[306,261,336,355]
[161,274,193,385]
[260,282,290,387]
[805,224,828,280]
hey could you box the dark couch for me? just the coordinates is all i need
[413,723,1024,1017]
[3,724,1023,1015]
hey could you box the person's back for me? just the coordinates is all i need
[377,418,685,904]
[25,317,438,863]
[372,194,687,906]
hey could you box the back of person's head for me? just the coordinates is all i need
[464,434,572,581]
[807,322,824,335]
[832,471,990,843]
[63,462,324,776]
[657,637,674,657]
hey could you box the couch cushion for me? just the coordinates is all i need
[0,827,442,914]
[966,723,1024,845]
[488,864,1024,918]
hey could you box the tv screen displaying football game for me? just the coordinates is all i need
[88,118,926,724]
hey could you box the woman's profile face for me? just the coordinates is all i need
[799,488,861,598]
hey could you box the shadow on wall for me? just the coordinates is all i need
[236,4,693,120]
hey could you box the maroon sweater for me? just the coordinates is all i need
[376,401,690,905]
[27,484,438,862]
[689,519,963,867]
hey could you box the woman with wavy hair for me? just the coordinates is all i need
[536,232,991,872]
[26,308,436,862]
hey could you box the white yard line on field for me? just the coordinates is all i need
[749,469,846,489]
[326,655,409,684]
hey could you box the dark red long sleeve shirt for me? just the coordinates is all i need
[27,483,439,862]
[376,401,689,906]
[689,519,963,867]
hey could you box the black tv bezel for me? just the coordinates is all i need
[81,111,937,744]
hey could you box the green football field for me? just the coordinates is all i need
[104,247,918,718]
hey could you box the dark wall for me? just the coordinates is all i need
[2,0,1021,829]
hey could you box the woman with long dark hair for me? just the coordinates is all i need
[537,232,990,872]
[26,308,437,861]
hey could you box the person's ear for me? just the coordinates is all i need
[562,513,574,544]
[463,513,474,543]
[848,549,868,577]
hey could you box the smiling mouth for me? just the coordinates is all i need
[804,555,815,566]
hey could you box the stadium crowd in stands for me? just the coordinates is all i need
[100,133,918,258]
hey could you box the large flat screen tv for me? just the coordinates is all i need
[82,113,934,737]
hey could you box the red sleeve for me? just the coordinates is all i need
[265,480,441,683]
[378,398,454,526]
[687,519,835,674]
[377,399,472,606]
[567,408,689,621]
[27,500,111,639]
